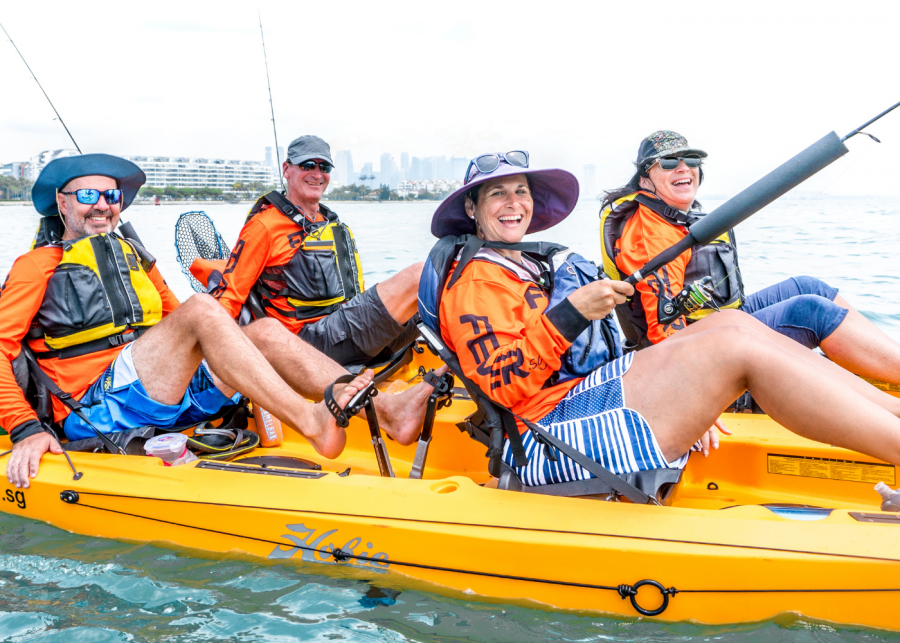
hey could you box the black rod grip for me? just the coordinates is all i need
[625,131,848,285]
[689,131,847,244]
[118,220,145,247]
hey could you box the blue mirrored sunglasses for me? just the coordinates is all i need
[464,151,529,184]
[59,188,123,205]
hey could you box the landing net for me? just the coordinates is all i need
[174,211,231,293]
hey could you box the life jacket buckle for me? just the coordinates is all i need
[107,334,127,347]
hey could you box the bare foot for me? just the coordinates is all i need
[374,365,450,445]
[305,370,374,458]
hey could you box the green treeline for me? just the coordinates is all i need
[139,182,276,201]
[326,183,441,201]
[0,176,33,200]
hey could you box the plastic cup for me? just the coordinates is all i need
[144,434,189,465]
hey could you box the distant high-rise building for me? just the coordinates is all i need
[422,157,436,181]
[380,153,397,187]
[451,156,468,180]
[400,152,409,171]
[265,147,273,167]
[335,150,354,185]
[583,164,597,199]
[359,162,377,189]
[409,157,422,181]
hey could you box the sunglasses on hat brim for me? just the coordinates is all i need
[59,188,123,205]
[647,155,703,172]
[465,151,529,184]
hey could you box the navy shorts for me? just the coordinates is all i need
[63,343,240,441]
[299,286,419,367]
[741,276,848,349]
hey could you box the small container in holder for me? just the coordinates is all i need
[144,434,197,466]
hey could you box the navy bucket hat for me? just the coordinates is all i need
[33,153,146,217]
[431,157,579,238]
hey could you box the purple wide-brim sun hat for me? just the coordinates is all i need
[431,164,580,238]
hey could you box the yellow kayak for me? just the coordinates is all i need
[1,350,899,631]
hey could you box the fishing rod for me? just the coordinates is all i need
[258,13,284,191]
[625,99,900,286]
[0,21,81,153]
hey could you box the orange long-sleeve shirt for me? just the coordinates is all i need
[439,250,590,428]
[614,202,691,344]
[214,205,327,334]
[0,245,180,436]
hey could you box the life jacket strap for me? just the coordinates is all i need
[35,327,146,361]
[634,193,701,227]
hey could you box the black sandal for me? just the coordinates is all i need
[324,374,378,428]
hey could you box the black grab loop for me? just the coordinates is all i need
[618,579,677,617]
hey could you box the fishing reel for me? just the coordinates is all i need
[657,276,717,325]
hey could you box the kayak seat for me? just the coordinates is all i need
[496,461,681,501]
[416,322,680,502]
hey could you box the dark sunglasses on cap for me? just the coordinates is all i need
[296,160,334,173]
[465,150,529,184]
[650,155,703,171]
[59,188,123,205]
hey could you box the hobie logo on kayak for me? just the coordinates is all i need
[268,522,390,572]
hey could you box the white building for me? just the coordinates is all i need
[126,156,277,190]
[28,149,80,181]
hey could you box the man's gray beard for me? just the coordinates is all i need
[72,209,113,239]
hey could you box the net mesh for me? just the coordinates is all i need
[174,211,231,293]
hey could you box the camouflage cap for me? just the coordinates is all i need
[635,130,707,170]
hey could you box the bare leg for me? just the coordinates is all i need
[130,294,371,458]
[241,317,445,445]
[373,262,424,324]
[818,294,900,384]
[625,323,900,464]
[677,309,900,417]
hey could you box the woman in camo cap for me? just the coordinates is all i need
[599,130,900,390]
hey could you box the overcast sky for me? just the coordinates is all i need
[3,0,900,197]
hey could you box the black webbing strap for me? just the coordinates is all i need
[21,347,124,455]
[634,193,701,227]
[414,323,655,504]
[260,190,307,225]
[447,237,566,291]
[34,328,146,361]
[514,412,656,505]
[415,323,528,467]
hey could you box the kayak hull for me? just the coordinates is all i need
[1,354,899,630]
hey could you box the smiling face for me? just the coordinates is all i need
[465,174,533,246]
[284,158,330,211]
[57,175,121,240]
[640,158,700,211]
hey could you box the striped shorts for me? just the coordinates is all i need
[502,353,689,487]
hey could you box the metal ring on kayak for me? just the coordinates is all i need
[618,579,677,616]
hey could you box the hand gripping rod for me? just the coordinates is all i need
[624,100,900,286]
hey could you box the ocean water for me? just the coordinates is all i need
[0,196,899,642]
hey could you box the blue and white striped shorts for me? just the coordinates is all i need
[502,353,689,487]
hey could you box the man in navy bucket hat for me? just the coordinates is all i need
[0,154,438,487]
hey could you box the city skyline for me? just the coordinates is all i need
[4,2,898,198]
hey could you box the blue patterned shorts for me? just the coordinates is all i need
[503,353,688,487]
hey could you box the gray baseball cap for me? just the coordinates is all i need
[286,135,333,166]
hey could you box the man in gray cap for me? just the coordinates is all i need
[212,135,422,367]
[1,154,441,488]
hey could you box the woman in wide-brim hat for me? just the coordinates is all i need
[432,150,900,487]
